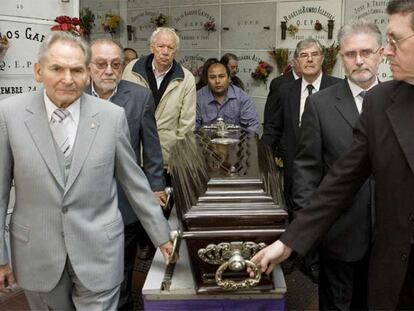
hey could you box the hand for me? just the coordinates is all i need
[248,240,292,277]
[0,264,17,293]
[159,241,174,265]
[154,191,167,208]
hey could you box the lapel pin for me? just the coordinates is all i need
[91,122,96,129]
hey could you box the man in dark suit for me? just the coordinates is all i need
[87,39,166,310]
[262,59,301,156]
[262,39,341,218]
[251,1,414,309]
[292,20,384,310]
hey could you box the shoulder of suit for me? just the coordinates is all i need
[0,89,43,111]
[82,92,124,114]
[118,79,151,95]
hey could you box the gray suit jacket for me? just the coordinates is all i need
[292,79,372,261]
[85,80,165,225]
[0,90,170,292]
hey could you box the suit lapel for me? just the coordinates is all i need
[290,79,301,137]
[334,81,359,128]
[65,94,100,194]
[24,92,65,189]
[387,82,414,175]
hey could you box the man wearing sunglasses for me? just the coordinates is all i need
[251,0,414,309]
[292,20,383,310]
[86,38,166,310]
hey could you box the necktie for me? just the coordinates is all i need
[50,108,72,156]
[359,90,366,98]
[306,84,314,96]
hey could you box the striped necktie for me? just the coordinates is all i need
[50,108,72,156]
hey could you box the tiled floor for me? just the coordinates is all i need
[0,256,318,311]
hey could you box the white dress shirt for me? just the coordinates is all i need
[152,61,172,89]
[299,73,322,125]
[347,79,379,114]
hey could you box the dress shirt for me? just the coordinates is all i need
[347,79,379,114]
[300,73,322,125]
[152,61,172,89]
[44,90,79,149]
[196,84,260,134]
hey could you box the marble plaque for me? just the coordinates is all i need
[176,50,219,80]
[171,6,219,50]
[222,51,277,98]
[251,96,267,126]
[80,0,119,11]
[344,0,392,81]
[127,8,169,49]
[276,0,342,48]
[0,18,52,76]
[0,76,42,100]
[127,0,169,9]
[221,2,276,50]
[171,0,218,5]
[2,0,76,20]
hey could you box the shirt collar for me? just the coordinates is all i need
[44,90,80,125]
[301,72,323,93]
[91,81,118,101]
[347,78,379,99]
[152,60,173,78]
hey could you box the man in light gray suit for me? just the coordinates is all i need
[0,31,172,310]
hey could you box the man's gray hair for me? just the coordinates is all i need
[294,38,323,58]
[387,0,414,30]
[150,27,180,50]
[38,31,91,65]
[90,38,125,61]
[338,19,382,47]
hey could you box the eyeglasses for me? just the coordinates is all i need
[386,33,414,50]
[341,47,382,60]
[298,51,322,59]
[92,61,123,70]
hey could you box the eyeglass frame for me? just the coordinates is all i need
[386,33,414,50]
[91,60,123,70]
[340,47,382,60]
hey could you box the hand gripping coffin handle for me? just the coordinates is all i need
[215,250,262,290]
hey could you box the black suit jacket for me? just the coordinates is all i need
[86,80,165,225]
[292,79,371,261]
[267,74,341,210]
[281,80,414,309]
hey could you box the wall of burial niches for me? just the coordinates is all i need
[80,0,392,125]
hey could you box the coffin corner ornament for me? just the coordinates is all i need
[169,120,288,293]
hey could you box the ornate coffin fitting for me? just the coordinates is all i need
[169,120,288,293]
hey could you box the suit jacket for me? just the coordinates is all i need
[0,90,170,292]
[281,80,414,309]
[267,75,341,210]
[262,71,295,155]
[292,79,371,261]
[85,80,165,225]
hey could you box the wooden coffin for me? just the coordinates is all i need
[169,124,288,293]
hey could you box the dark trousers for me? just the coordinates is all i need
[318,252,369,311]
[118,222,139,310]
[397,245,414,309]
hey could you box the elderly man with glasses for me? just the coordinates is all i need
[86,38,166,310]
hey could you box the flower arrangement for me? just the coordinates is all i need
[0,35,9,58]
[204,20,216,32]
[151,13,168,27]
[322,43,340,74]
[102,13,121,35]
[251,61,273,84]
[268,48,289,74]
[287,24,299,37]
[51,16,84,36]
[80,8,95,40]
